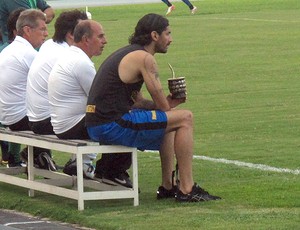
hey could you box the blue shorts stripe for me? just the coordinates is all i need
[87,110,167,151]
[116,117,166,130]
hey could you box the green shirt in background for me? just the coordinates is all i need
[0,41,9,52]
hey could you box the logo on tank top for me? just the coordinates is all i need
[86,105,96,113]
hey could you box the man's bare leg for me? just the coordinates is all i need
[159,131,176,189]
[165,109,194,194]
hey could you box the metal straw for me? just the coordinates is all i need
[168,63,175,79]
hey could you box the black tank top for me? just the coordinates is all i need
[86,44,144,126]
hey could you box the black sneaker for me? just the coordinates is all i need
[7,160,26,168]
[63,159,77,176]
[20,150,56,171]
[36,152,57,171]
[63,159,95,179]
[19,148,28,163]
[176,183,221,202]
[157,186,177,199]
[7,152,26,168]
[100,171,133,188]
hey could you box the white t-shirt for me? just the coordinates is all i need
[0,36,37,125]
[26,39,69,122]
[48,46,96,134]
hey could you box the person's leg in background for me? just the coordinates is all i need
[181,0,198,14]
[161,0,175,16]
[0,140,9,163]
[8,116,51,168]
[6,142,22,166]
[0,122,22,166]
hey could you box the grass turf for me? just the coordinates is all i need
[0,0,299,229]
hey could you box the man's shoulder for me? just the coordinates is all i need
[114,44,144,54]
[39,39,67,53]
[126,49,153,61]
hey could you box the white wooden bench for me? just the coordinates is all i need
[0,128,139,210]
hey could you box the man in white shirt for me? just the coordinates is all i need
[48,19,107,179]
[0,8,25,165]
[25,9,88,175]
[0,9,48,167]
[27,9,87,135]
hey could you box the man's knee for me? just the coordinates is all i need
[166,109,194,131]
[182,110,193,127]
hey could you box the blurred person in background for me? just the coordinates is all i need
[161,0,197,15]
[0,0,54,43]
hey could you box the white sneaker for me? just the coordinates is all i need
[83,163,95,179]
[191,6,198,14]
[166,5,175,16]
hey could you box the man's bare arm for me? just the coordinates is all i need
[142,54,171,111]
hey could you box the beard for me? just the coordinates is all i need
[155,43,169,54]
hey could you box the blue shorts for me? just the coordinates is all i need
[87,110,167,151]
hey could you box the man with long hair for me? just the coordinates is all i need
[86,14,220,202]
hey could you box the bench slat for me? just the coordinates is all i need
[0,128,88,146]
[0,127,139,210]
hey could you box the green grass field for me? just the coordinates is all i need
[1,0,299,229]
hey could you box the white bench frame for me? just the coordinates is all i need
[0,128,139,210]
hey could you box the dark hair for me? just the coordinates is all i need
[7,8,26,41]
[53,10,88,43]
[73,20,93,43]
[129,13,169,46]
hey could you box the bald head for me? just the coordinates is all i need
[73,20,107,58]
[73,20,98,42]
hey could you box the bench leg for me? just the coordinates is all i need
[76,153,84,211]
[132,149,139,206]
[27,145,35,197]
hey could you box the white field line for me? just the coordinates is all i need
[146,151,299,175]
[202,17,300,23]
[5,221,45,226]
[194,155,300,175]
